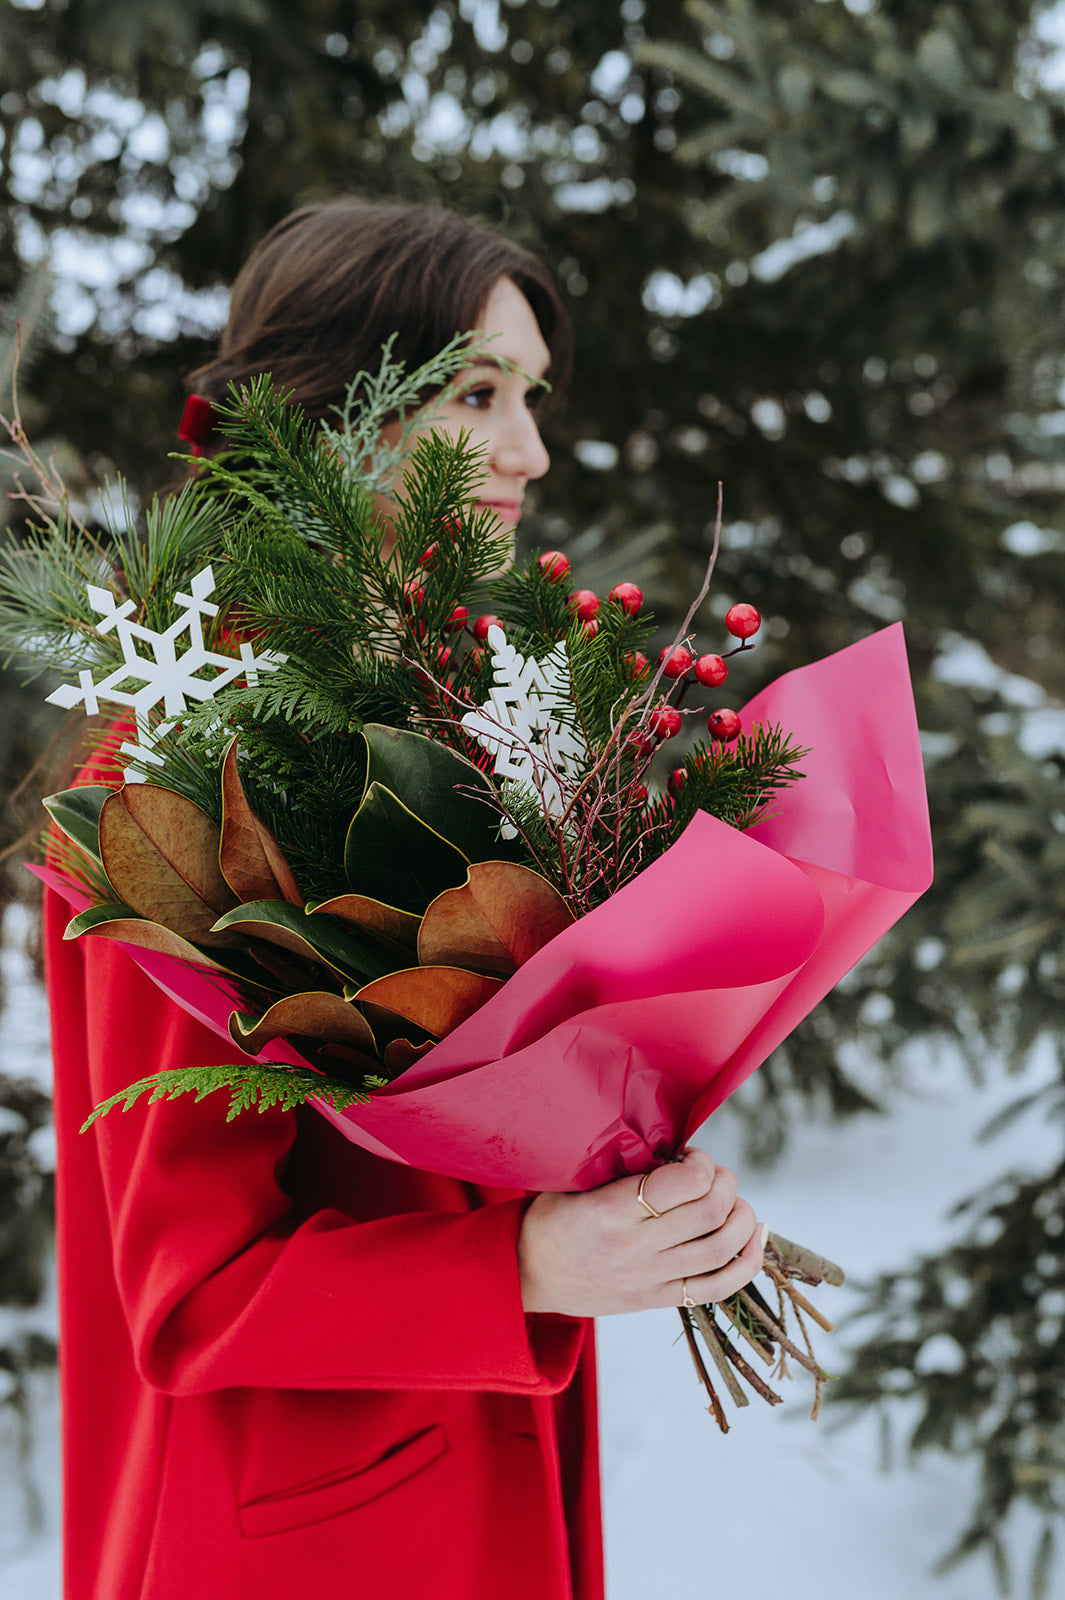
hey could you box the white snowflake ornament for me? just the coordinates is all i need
[46,564,286,781]
[460,625,587,833]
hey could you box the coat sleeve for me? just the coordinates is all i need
[46,886,586,1401]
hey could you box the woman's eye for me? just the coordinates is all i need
[458,385,495,410]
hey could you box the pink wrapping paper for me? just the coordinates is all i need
[43,623,932,1193]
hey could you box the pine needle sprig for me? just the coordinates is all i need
[190,375,377,559]
[0,479,230,677]
[661,723,811,835]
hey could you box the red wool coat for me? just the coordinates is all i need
[44,882,604,1599]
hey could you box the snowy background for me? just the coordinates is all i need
[0,899,1059,1600]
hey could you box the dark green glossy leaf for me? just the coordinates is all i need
[213,898,396,988]
[43,785,111,864]
[361,723,507,865]
[344,783,470,915]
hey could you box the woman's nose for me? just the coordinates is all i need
[493,406,550,482]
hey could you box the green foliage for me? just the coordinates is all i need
[666,720,809,833]
[82,1061,383,1126]
[835,1156,1065,1599]
[3,0,1065,1578]
[0,480,229,679]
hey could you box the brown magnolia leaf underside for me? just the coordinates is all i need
[310,893,420,956]
[229,991,376,1055]
[355,966,503,1040]
[417,860,575,976]
[219,739,304,907]
[382,1036,437,1076]
[99,785,239,945]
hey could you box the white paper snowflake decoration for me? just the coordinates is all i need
[460,625,587,835]
[46,564,286,781]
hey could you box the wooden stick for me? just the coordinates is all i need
[709,1317,783,1407]
[718,1297,775,1365]
[736,1288,825,1378]
[783,1281,836,1334]
[767,1232,845,1287]
[689,1306,749,1408]
[678,1310,729,1433]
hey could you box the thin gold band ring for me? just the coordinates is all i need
[635,1173,662,1219]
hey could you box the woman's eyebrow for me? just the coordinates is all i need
[464,356,551,383]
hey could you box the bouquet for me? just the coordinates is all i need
[0,340,932,1428]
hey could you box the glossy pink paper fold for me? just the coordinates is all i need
[43,622,932,1193]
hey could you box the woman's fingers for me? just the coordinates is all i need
[658,1197,758,1280]
[519,1151,764,1317]
[664,1215,766,1309]
[632,1147,716,1218]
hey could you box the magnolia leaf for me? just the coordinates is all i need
[344,783,469,914]
[354,965,503,1040]
[362,723,507,863]
[308,892,420,954]
[382,1036,437,1076]
[417,860,575,977]
[229,991,377,1055]
[219,738,304,906]
[43,785,111,865]
[64,902,279,992]
[213,899,396,988]
[99,784,239,946]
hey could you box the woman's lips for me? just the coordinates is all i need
[477,499,523,520]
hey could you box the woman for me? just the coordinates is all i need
[45,198,765,1600]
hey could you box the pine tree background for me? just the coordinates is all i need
[1,0,1064,1584]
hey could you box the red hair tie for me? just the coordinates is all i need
[177,394,217,457]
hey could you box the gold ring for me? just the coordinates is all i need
[681,1279,696,1310]
[636,1173,662,1219]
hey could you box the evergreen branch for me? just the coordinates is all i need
[81,1061,385,1130]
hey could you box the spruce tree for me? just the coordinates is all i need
[2,1,1064,1581]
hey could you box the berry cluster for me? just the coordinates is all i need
[650,600,761,761]
[535,547,762,774]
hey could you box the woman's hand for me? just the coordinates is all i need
[518,1147,766,1317]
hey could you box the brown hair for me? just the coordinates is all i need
[187,198,570,427]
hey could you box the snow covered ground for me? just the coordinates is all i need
[0,902,1060,1600]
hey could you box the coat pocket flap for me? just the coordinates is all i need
[239,1424,449,1539]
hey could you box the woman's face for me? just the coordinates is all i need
[378,276,551,539]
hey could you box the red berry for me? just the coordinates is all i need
[609,581,643,616]
[659,646,693,680]
[473,613,502,642]
[707,708,742,742]
[436,645,453,672]
[624,650,650,680]
[579,617,599,639]
[438,515,461,541]
[623,730,655,761]
[419,542,438,568]
[694,653,728,688]
[402,580,424,613]
[444,605,468,632]
[668,767,688,796]
[630,784,649,806]
[568,589,601,622]
[538,550,571,582]
[650,706,682,740]
[725,603,761,640]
